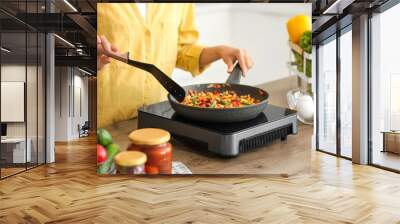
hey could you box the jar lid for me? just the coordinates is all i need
[128,128,170,146]
[114,151,147,167]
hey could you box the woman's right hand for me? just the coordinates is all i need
[97,35,119,71]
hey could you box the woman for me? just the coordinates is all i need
[97,3,253,127]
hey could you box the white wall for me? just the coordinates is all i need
[55,67,69,141]
[172,3,311,86]
[72,73,89,138]
[54,67,89,141]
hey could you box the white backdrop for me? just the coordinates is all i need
[172,3,311,86]
[1,82,24,122]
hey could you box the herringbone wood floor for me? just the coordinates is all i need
[0,136,400,224]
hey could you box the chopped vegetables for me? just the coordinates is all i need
[181,90,259,108]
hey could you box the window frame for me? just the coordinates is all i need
[315,23,353,160]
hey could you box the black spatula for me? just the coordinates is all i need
[225,62,243,84]
[105,51,186,102]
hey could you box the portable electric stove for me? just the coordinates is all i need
[137,101,298,157]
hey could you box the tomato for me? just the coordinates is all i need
[232,100,240,107]
[97,144,107,163]
[145,165,159,174]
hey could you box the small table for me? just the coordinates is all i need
[1,138,31,164]
[381,131,400,154]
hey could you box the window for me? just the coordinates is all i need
[316,25,353,159]
[317,36,337,155]
[370,2,400,171]
[339,28,352,158]
[0,1,47,179]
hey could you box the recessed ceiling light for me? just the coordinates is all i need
[78,67,93,76]
[323,0,354,15]
[63,0,78,12]
[54,34,75,48]
[1,47,11,53]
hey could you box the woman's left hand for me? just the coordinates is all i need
[200,45,254,75]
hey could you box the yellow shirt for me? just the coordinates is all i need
[98,3,207,127]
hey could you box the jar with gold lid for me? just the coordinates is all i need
[128,128,172,174]
[114,151,147,174]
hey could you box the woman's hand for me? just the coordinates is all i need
[97,35,119,71]
[199,45,254,75]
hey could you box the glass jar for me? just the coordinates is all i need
[128,128,172,174]
[114,151,147,174]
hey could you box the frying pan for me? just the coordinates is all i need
[105,50,269,123]
[168,64,269,123]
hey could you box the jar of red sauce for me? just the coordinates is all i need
[114,151,147,175]
[128,128,172,174]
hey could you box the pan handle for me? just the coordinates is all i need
[104,51,157,74]
[104,50,130,64]
[225,62,242,84]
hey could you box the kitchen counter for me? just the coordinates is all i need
[105,77,312,175]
